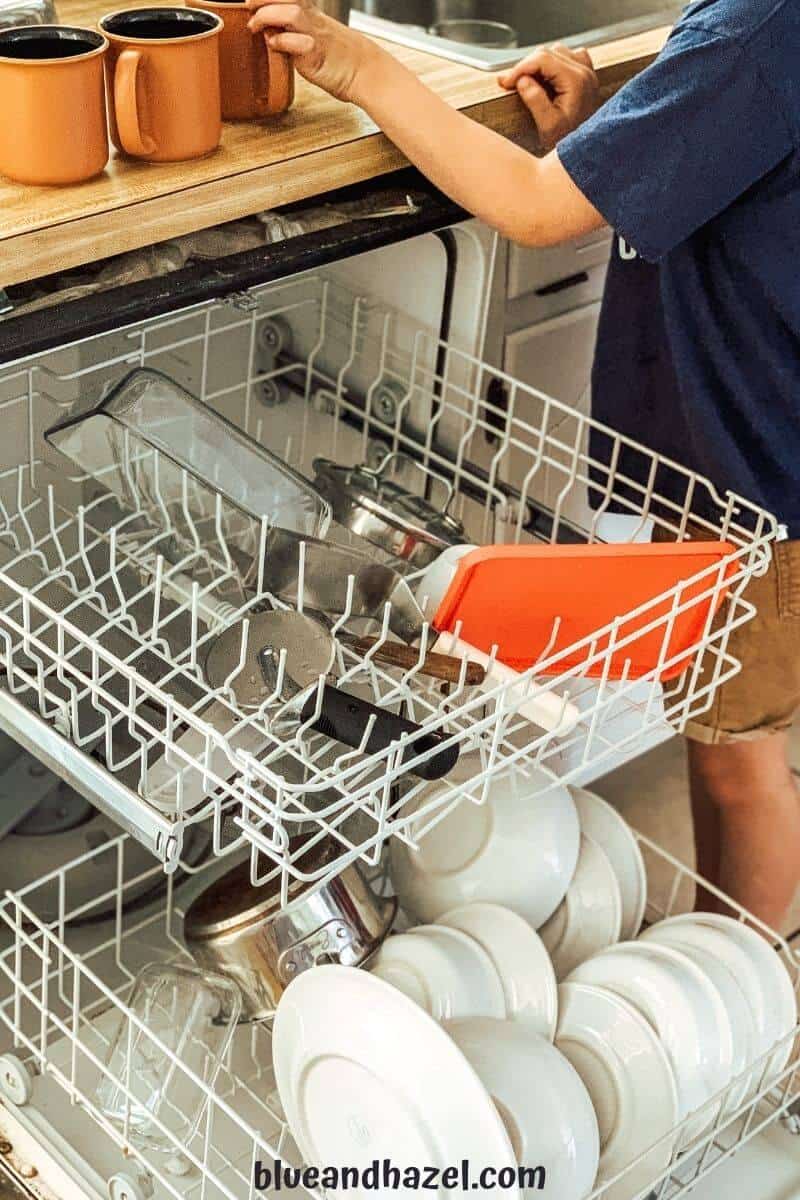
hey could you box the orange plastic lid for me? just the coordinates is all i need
[432,541,739,681]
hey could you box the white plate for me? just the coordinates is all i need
[539,835,623,980]
[273,966,518,1197]
[436,902,558,1037]
[556,981,679,1200]
[568,940,734,1146]
[368,925,506,1021]
[390,756,580,928]
[571,788,648,939]
[446,1017,599,1200]
[650,913,798,1089]
[640,922,758,1114]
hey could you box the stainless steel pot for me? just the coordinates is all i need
[183,838,396,1020]
[312,451,466,569]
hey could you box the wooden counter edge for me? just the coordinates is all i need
[2,28,667,289]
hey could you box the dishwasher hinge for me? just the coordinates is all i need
[222,290,260,312]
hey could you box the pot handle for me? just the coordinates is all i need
[256,34,295,114]
[114,49,157,158]
[371,450,456,514]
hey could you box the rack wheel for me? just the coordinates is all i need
[108,1171,154,1200]
[0,1054,33,1106]
[258,377,288,408]
[258,315,292,358]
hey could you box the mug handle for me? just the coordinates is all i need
[115,48,157,158]
[257,35,295,114]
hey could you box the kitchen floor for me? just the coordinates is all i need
[596,721,800,946]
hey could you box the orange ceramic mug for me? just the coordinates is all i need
[0,25,108,186]
[187,0,294,119]
[100,7,223,163]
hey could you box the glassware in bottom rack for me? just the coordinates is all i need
[0,830,798,1200]
[94,961,241,1154]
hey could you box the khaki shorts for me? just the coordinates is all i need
[654,528,800,744]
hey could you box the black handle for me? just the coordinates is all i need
[535,270,590,296]
[300,685,459,781]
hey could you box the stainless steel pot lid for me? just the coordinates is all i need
[183,836,335,940]
[204,610,335,710]
[313,457,466,548]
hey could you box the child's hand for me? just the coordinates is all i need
[499,45,600,150]
[246,0,379,104]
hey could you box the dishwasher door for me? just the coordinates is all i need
[0,188,794,1200]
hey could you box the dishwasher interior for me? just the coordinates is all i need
[0,237,795,1200]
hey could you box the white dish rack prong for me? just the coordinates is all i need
[0,831,798,1200]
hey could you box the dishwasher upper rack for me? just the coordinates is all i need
[0,270,780,886]
[0,829,798,1200]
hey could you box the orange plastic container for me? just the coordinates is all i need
[432,542,738,681]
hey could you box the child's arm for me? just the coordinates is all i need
[247,0,606,247]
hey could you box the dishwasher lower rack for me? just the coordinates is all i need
[0,270,779,890]
[0,832,798,1200]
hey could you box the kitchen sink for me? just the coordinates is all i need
[351,0,681,68]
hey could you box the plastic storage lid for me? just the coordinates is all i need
[430,540,739,681]
[46,368,331,539]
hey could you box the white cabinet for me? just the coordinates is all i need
[504,299,600,414]
[507,228,612,300]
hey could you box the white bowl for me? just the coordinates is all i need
[556,981,679,1200]
[446,1017,599,1200]
[567,940,734,1146]
[369,925,506,1021]
[539,834,623,979]
[640,921,758,1115]
[571,788,648,939]
[437,902,558,1037]
[390,756,580,927]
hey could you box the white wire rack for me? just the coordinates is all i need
[0,271,780,890]
[0,832,797,1200]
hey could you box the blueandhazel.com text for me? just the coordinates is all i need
[254,1159,546,1191]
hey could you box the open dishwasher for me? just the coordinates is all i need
[0,188,796,1200]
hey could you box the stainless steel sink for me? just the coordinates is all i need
[351,0,680,68]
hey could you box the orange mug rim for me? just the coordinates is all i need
[189,0,253,10]
[0,24,108,65]
[99,8,223,44]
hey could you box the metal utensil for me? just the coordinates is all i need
[251,527,427,645]
[183,837,396,1020]
[348,194,422,220]
[312,451,467,569]
[203,610,461,781]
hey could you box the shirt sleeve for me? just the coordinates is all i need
[557,25,794,261]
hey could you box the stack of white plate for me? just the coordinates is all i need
[274,965,601,1200]
[274,767,796,1200]
[558,913,798,1199]
[539,789,647,978]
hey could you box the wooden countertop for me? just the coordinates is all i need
[1,4,668,287]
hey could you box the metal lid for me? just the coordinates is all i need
[313,458,465,548]
[184,837,336,941]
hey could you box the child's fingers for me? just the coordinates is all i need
[247,2,308,32]
[498,45,594,90]
[266,30,315,53]
[516,74,550,118]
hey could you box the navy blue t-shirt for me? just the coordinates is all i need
[558,0,800,534]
